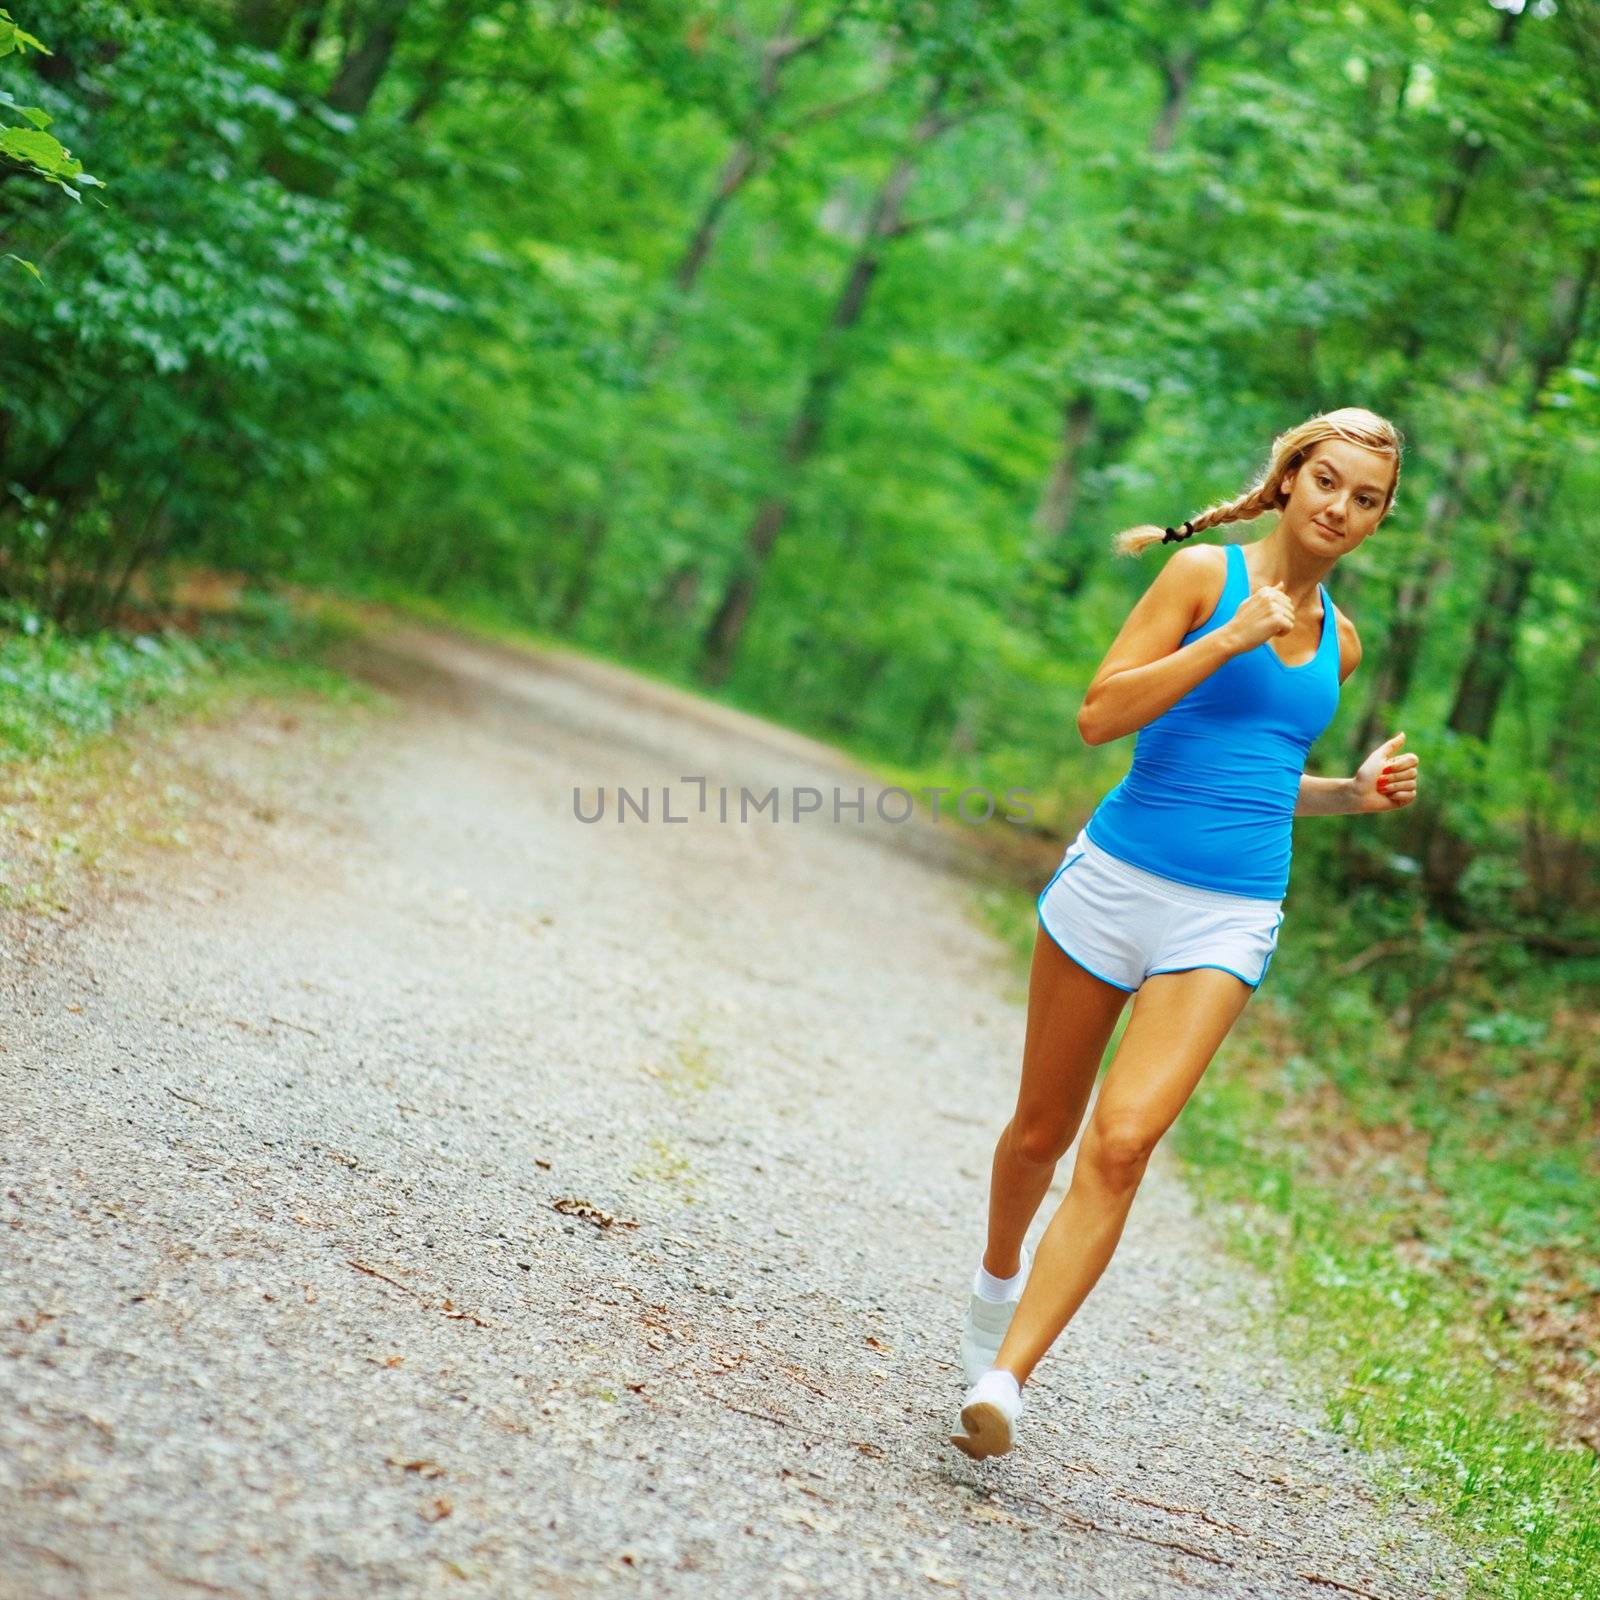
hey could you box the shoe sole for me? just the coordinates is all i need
[950,1399,1014,1460]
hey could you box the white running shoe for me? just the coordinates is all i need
[950,1368,1024,1460]
[959,1246,1030,1387]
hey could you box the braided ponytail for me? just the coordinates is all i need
[1110,407,1403,559]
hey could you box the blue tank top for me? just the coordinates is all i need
[1085,542,1340,899]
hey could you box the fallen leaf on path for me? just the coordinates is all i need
[385,1457,446,1478]
[551,1196,638,1230]
[419,1496,452,1522]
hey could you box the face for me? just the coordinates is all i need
[1280,438,1395,554]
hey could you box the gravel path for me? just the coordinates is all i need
[1,625,1467,1600]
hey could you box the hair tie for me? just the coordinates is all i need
[1162,520,1195,544]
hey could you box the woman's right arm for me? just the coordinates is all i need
[1077,547,1265,747]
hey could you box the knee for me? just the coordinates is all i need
[1008,1113,1074,1167]
[1079,1114,1159,1190]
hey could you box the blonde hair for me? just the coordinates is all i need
[1111,406,1404,558]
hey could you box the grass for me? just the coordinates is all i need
[973,873,1600,1600]
[631,1134,702,1206]
[0,588,374,909]
[0,590,362,764]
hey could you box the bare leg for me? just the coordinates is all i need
[993,965,1256,1385]
[982,924,1131,1279]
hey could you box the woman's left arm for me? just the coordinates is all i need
[1294,610,1421,817]
[1295,734,1419,818]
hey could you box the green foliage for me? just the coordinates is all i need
[1173,862,1600,1598]
[0,5,101,276]
[12,5,1581,933]
[0,591,357,763]
[3,4,1594,935]
[0,3,452,621]
[0,599,204,757]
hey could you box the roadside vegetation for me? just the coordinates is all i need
[0,587,367,909]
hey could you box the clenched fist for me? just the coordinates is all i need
[1355,731,1419,812]
[1225,581,1297,653]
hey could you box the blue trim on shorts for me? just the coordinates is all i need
[1145,905,1285,992]
[1145,962,1260,991]
[1254,908,1287,987]
[1036,853,1139,993]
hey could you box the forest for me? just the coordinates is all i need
[1,0,1596,929]
[0,3,1597,1591]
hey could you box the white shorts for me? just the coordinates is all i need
[1038,827,1285,993]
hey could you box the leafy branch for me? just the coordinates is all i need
[0,7,105,279]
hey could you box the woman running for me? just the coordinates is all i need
[951,406,1421,1460]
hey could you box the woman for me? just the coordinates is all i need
[951,407,1421,1460]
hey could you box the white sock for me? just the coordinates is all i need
[974,1367,1022,1400]
[973,1245,1029,1303]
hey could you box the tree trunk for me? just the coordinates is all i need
[567,8,848,623]
[1441,481,1544,745]
[1418,504,1542,913]
[1031,392,1094,543]
[1398,5,1522,359]
[554,510,610,629]
[1533,619,1600,905]
[1346,450,1477,764]
[1345,302,1522,773]
[675,140,761,294]
[698,82,951,684]
[672,2,804,295]
[326,0,411,118]
[1548,620,1600,791]
[1023,20,1209,616]
[402,2,489,125]
[1150,49,1196,155]
[238,0,295,51]
[290,0,331,61]
[1420,247,1598,909]
[648,562,703,634]
[1440,248,1597,747]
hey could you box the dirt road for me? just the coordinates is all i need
[0,624,1466,1598]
